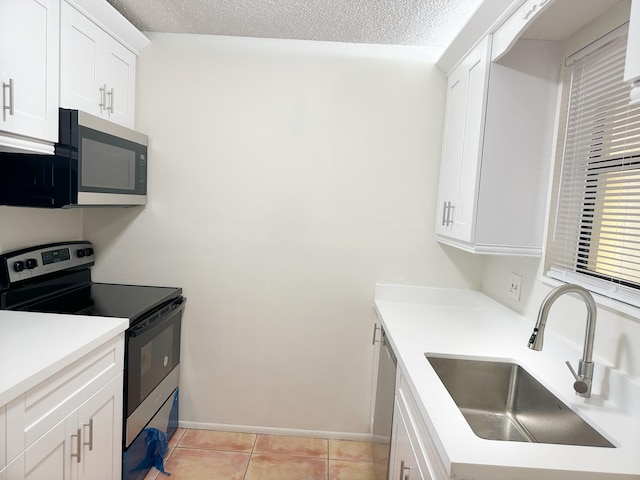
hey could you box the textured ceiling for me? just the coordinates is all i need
[106,0,485,49]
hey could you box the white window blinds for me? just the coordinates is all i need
[545,26,640,307]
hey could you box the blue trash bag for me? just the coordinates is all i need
[130,427,171,476]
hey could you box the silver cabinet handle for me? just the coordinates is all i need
[107,87,114,113]
[83,418,94,451]
[372,323,381,345]
[400,460,414,480]
[71,428,82,463]
[3,78,14,119]
[442,202,455,226]
[99,84,107,111]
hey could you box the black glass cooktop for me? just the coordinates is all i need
[0,269,181,325]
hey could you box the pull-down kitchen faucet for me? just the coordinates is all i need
[528,284,597,398]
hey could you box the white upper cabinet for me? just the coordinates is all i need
[0,0,59,154]
[435,32,561,255]
[60,0,149,129]
[435,37,490,245]
[625,0,640,104]
[435,0,628,256]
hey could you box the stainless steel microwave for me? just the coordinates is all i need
[0,109,147,208]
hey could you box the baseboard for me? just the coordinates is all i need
[178,420,373,442]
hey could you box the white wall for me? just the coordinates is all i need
[83,33,484,437]
[0,207,82,253]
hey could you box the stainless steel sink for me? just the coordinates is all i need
[425,354,615,447]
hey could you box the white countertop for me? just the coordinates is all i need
[374,284,640,480]
[0,310,128,406]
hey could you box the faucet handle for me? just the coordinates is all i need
[565,360,592,395]
[565,360,579,380]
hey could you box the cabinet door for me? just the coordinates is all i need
[455,40,489,241]
[4,414,78,480]
[435,37,490,243]
[390,404,427,480]
[78,373,123,480]
[1,405,5,470]
[625,0,640,105]
[624,0,640,86]
[102,36,136,128]
[0,0,58,142]
[60,1,137,128]
[436,62,468,238]
[60,0,103,117]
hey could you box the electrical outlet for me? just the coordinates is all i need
[509,273,522,301]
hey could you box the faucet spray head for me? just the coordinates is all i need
[528,326,544,350]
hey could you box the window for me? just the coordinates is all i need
[545,25,640,307]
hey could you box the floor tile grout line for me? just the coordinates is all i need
[244,432,259,480]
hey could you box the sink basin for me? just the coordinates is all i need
[425,354,614,448]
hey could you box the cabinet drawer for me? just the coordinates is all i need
[6,334,123,462]
[397,375,448,480]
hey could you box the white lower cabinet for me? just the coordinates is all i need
[3,335,124,480]
[390,401,427,480]
[6,414,69,480]
[390,371,449,480]
[77,373,123,480]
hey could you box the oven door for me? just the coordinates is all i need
[125,296,184,447]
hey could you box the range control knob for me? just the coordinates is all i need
[13,261,25,273]
[85,247,94,256]
[77,249,86,258]
[25,258,38,269]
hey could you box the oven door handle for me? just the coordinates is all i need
[128,297,186,338]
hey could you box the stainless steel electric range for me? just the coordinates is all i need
[0,240,185,480]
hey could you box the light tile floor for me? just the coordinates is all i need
[143,428,378,480]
